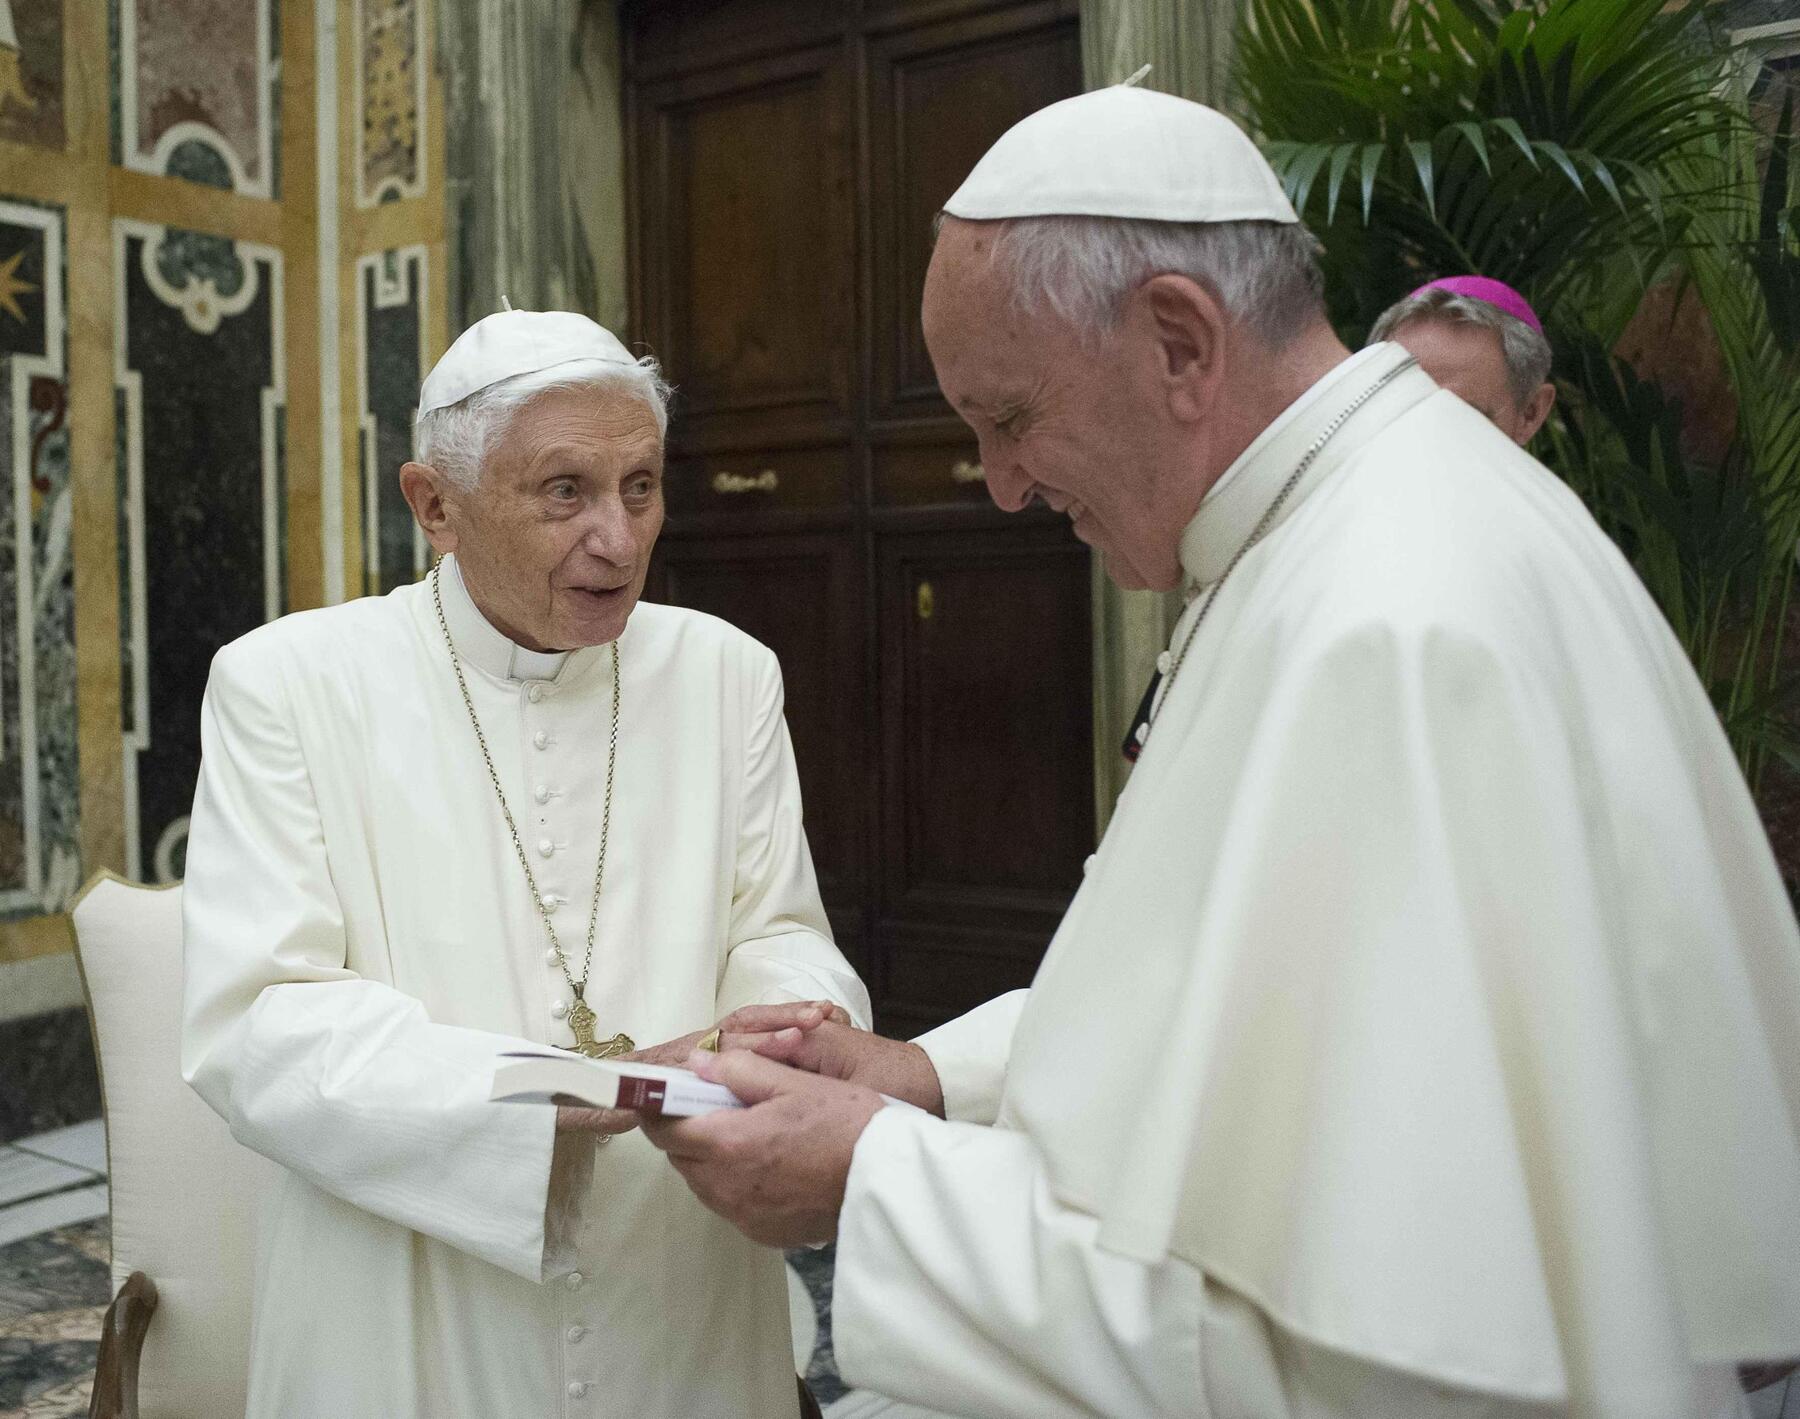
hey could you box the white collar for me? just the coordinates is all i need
[1177,343,1419,587]
[438,555,592,684]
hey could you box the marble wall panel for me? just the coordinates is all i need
[358,0,425,206]
[0,0,65,151]
[118,0,277,197]
[0,200,77,922]
[115,221,283,883]
[358,246,426,596]
[0,1006,97,1143]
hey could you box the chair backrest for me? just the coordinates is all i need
[71,871,282,1419]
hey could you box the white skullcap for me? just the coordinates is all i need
[418,309,637,417]
[944,84,1298,225]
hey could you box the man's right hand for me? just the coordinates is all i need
[557,1000,853,1137]
[749,1022,946,1118]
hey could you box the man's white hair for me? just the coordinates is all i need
[1368,288,1552,408]
[979,216,1328,349]
[413,357,674,492]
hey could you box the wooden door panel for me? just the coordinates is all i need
[866,5,1082,419]
[635,48,854,446]
[878,933,1041,1038]
[877,525,1092,941]
[651,535,868,969]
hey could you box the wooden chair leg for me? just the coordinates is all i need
[89,1271,157,1419]
[797,1373,824,1419]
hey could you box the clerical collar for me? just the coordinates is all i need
[438,554,580,683]
[1178,343,1411,587]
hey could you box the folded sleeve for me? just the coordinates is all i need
[835,1109,1586,1419]
[715,648,871,1028]
[833,1106,1206,1419]
[911,989,1029,1125]
[180,638,569,1283]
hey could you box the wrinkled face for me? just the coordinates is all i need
[1391,317,1549,445]
[437,384,664,650]
[921,223,1191,591]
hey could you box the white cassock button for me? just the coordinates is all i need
[544,947,560,965]
[568,1381,589,1399]
[550,1000,569,1019]
[1083,854,1097,875]
[533,730,549,749]
[538,838,555,857]
[565,1271,584,1290]
[528,684,544,703]
[567,1325,586,1343]
[1156,650,1172,674]
[534,785,551,804]
[542,892,563,907]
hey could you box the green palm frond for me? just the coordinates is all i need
[1237,0,1800,779]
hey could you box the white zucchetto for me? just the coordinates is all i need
[418,310,636,417]
[943,84,1300,225]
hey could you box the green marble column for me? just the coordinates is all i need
[439,0,628,334]
[1079,0,1240,833]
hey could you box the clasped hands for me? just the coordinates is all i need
[562,1001,946,1248]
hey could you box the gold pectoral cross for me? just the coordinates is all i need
[568,999,634,1060]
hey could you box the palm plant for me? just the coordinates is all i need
[1236,0,1800,783]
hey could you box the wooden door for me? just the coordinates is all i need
[651,535,870,976]
[632,42,855,451]
[862,1,1088,1032]
[865,3,1086,422]
[874,525,1092,1036]
[626,0,1091,1034]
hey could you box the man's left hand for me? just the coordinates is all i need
[559,1001,850,1136]
[627,1000,852,1068]
[641,1049,882,1247]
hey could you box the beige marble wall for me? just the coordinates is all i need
[1078,0,1242,831]
[0,951,82,1026]
[0,0,446,958]
[439,0,629,334]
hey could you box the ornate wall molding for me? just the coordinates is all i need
[116,0,279,199]
[357,0,429,208]
[356,244,429,595]
[0,198,76,918]
[113,219,285,882]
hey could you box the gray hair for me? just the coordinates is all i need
[977,215,1328,349]
[1368,288,1552,407]
[413,356,674,492]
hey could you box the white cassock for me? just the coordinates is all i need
[182,555,869,1419]
[831,343,1800,1419]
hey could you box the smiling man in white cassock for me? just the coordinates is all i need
[642,85,1800,1419]
[180,310,869,1419]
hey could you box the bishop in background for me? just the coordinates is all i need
[647,87,1800,1417]
[180,311,869,1418]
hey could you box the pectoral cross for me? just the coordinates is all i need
[568,999,634,1060]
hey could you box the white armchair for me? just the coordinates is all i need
[69,871,280,1419]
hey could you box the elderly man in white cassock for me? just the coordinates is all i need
[180,310,869,1419]
[643,85,1800,1419]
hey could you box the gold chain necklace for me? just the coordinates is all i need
[432,563,633,1060]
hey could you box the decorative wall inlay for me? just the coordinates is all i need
[115,220,284,882]
[357,245,426,596]
[118,0,277,199]
[357,0,425,207]
[0,0,65,150]
[0,199,77,923]
[0,1006,98,1142]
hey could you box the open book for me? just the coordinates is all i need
[490,1049,746,1119]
